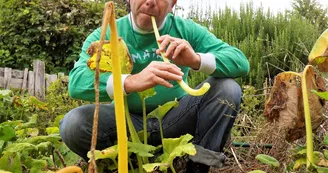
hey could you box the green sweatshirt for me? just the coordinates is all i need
[68,13,249,113]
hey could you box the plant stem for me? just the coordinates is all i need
[55,149,66,167]
[112,159,118,167]
[124,97,144,172]
[88,2,112,172]
[143,99,147,145]
[283,71,302,77]
[302,65,314,168]
[170,160,176,173]
[128,158,135,173]
[159,119,164,142]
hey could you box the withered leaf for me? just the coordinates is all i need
[264,67,326,142]
[308,29,328,72]
[86,38,133,74]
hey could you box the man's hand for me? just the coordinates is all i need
[156,35,201,70]
[124,61,184,93]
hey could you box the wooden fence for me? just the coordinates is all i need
[0,60,66,100]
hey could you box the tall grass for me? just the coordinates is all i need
[186,2,321,88]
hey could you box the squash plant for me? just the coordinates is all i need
[264,29,328,171]
[0,113,80,173]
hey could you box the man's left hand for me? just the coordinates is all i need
[156,35,201,70]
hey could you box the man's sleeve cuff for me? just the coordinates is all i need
[192,53,216,74]
[106,74,130,99]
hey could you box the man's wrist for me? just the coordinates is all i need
[124,74,135,94]
[190,53,201,70]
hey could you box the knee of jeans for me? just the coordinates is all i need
[60,107,88,142]
[209,78,242,106]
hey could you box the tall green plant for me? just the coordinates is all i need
[187,2,321,88]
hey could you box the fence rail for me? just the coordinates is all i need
[0,60,66,100]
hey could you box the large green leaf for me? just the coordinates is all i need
[87,145,118,161]
[23,134,61,144]
[4,143,36,153]
[0,90,11,99]
[46,127,59,135]
[314,164,328,173]
[0,120,22,128]
[312,90,328,100]
[147,134,196,172]
[255,154,280,167]
[162,134,193,154]
[138,88,156,101]
[0,126,15,142]
[0,153,22,173]
[147,98,179,120]
[293,157,306,170]
[53,114,64,127]
[128,142,156,158]
[324,150,328,160]
[54,143,80,167]
[15,114,38,130]
[23,157,47,173]
[16,128,39,138]
[36,142,52,151]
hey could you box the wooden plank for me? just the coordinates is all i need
[10,78,23,89]
[58,72,65,79]
[45,74,58,89]
[21,68,28,96]
[0,76,4,88]
[0,68,4,77]
[34,60,45,100]
[28,71,35,96]
[4,67,12,89]
[12,69,24,79]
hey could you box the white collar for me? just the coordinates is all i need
[129,12,167,34]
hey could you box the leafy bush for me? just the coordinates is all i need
[0,78,89,134]
[0,0,127,73]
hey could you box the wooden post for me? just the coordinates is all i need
[33,60,45,100]
[21,68,28,96]
[4,67,12,89]
[28,71,35,96]
[45,74,58,90]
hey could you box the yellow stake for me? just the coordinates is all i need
[151,16,210,96]
[107,2,128,173]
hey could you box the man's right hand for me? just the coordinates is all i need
[124,61,184,93]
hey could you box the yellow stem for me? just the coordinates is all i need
[151,16,210,96]
[302,65,314,168]
[283,71,302,77]
[108,2,128,173]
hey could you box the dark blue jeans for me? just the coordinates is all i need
[60,77,241,167]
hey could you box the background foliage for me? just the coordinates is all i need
[0,0,127,73]
[187,1,326,88]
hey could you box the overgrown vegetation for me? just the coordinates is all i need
[0,79,88,172]
[0,0,127,73]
